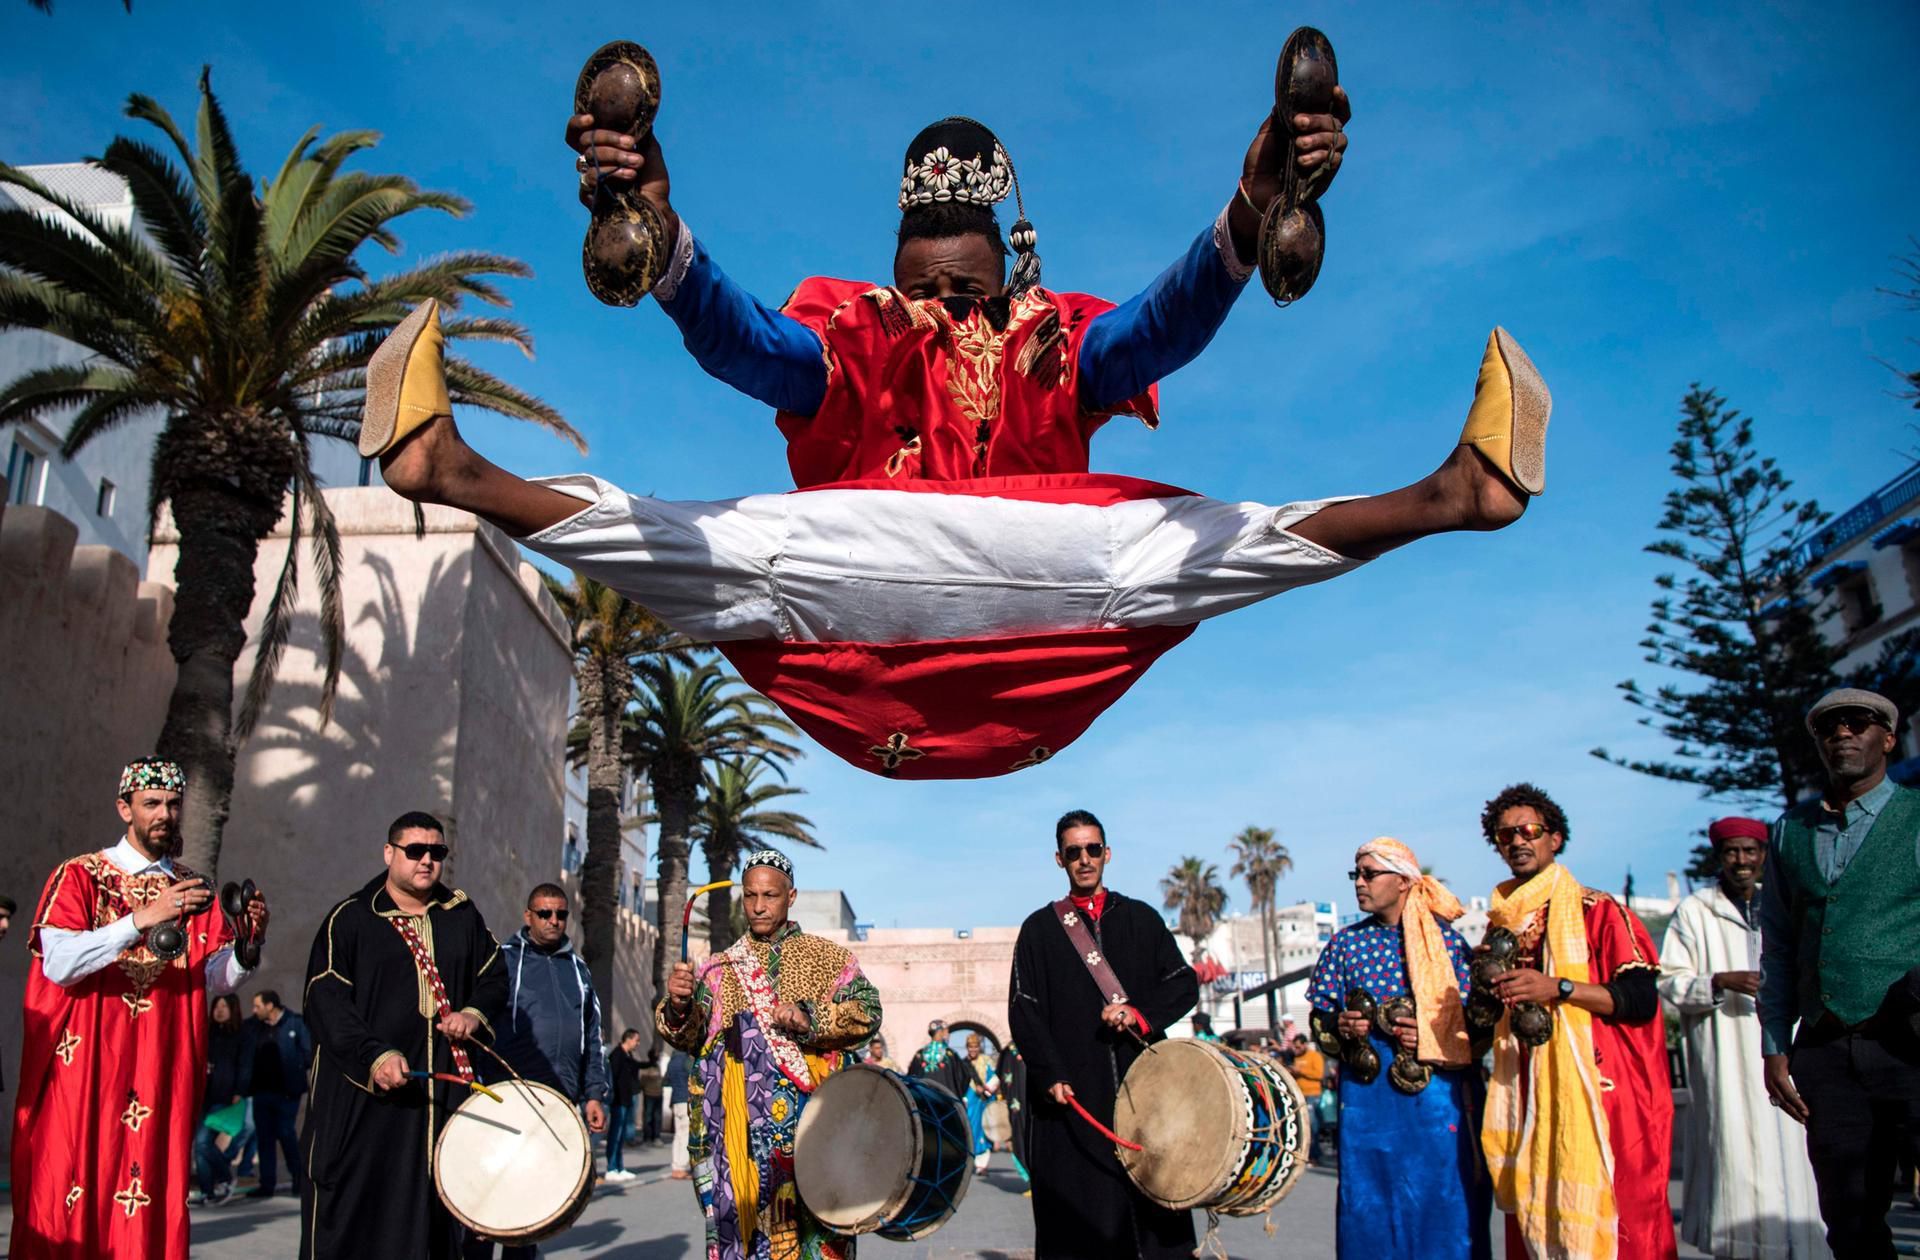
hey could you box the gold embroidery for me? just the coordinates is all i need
[1012,746,1053,771]
[925,291,1046,476]
[64,1184,83,1212]
[113,1170,151,1219]
[867,732,926,773]
[120,992,155,1018]
[118,954,171,995]
[55,1030,81,1065]
[120,1093,152,1133]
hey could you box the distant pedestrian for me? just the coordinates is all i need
[193,993,251,1206]
[907,1018,970,1099]
[963,1033,999,1174]
[242,990,311,1200]
[639,1050,664,1143]
[1659,816,1829,1258]
[863,1034,901,1072]
[1759,688,1920,1259]
[665,1048,693,1181]
[1285,1034,1326,1164]
[1191,1012,1221,1042]
[607,1029,643,1180]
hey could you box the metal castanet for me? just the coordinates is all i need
[1374,996,1432,1094]
[1257,26,1339,306]
[576,40,668,307]
[1472,926,1554,1047]
[1339,987,1381,1084]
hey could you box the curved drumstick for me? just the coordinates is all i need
[473,1040,568,1148]
[1066,1095,1144,1152]
[682,880,735,962]
[410,1071,504,1103]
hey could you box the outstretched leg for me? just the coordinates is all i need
[1289,328,1548,561]
[361,300,585,538]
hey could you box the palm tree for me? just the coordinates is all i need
[1228,826,1293,985]
[0,71,576,875]
[622,660,800,990]
[548,575,697,999]
[1161,856,1228,961]
[694,759,819,952]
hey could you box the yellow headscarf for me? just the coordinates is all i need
[1355,837,1470,1067]
[1481,861,1617,1260]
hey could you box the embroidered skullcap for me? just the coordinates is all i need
[898,116,1042,297]
[1707,817,1769,845]
[928,1018,947,1036]
[119,757,185,797]
[1354,837,1471,1069]
[742,848,794,883]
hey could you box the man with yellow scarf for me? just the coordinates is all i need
[1478,784,1675,1260]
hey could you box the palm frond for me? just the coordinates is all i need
[445,356,584,451]
[95,137,208,290]
[0,361,146,432]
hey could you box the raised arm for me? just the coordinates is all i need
[567,115,826,414]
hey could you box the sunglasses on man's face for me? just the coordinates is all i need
[531,908,569,922]
[1494,823,1550,846]
[395,842,449,863]
[1060,842,1106,863]
[1814,710,1885,738]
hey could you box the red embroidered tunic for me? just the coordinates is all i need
[10,853,234,1260]
[775,280,1159,487]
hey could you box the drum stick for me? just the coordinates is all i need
[473,1040,569,1149]
[681,880,736,962]
[1066,1095,1144,1152]
[410,1071,504,1103]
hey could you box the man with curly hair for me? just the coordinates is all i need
[1476,783,1675,1260]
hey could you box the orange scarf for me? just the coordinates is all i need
[1356,837,1470,1066]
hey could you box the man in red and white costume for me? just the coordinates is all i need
[9,757,269,1260]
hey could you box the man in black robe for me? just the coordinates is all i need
[1009,808,1199,1259]
[906,1017,971,1100]
[300,811,508,1260]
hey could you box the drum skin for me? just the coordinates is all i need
[1113,1039,1310,1214]
[794,1064,974,1240]
[435,1078,594,1243]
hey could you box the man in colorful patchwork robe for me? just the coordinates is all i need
[9,758,269,1260]
[1478,783,1675,1260]
[657,850,882,1260]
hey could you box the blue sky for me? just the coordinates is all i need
[6,1,1916,932]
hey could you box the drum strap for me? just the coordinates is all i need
[388,914,473,1082]
[1052,898,1130,1007]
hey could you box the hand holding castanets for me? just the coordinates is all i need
[131,877,210,930]
[1227,85,1350,262]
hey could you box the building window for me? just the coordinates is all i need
[562,821,582,874]
[6,439,44,507]
[1834,571,1880,635]
[96,478,116,517]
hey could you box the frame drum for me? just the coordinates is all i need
[794,1064,974,1240]
[435,1078,594,1243]
[1113,1039,1310,1214]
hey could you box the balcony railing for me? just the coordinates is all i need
[1794,460,1920,570]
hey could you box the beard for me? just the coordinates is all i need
[137,818,183,858]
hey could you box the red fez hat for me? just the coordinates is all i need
[1708,817,1768,845]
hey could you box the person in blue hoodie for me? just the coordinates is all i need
[466,883,610,1260]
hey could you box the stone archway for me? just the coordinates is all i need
[945,1017,1005,1056]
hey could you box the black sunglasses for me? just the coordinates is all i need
[1814,710,1886,738]
[1060,842,1106,862]
[394,842,449,863]
[1347,868,1396,883]
[532,908,569,922]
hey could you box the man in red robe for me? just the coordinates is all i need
[1478,783,1675,1260]
[9,758,270,1260]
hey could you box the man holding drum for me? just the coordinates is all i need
[1305,836,1488,1259]
[300,811,509,1260]
[657,849,882,1260]
[1008,809,1200,1258]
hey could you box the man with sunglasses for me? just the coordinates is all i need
[1008,809,1199,1258]
[1305,837,1487,1259]
[301,811,508,1260]
[464,884,611,1256]
[1477,783,1673,1260]
[1758,688,1920,1258]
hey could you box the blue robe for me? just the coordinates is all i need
[1306,916,1491,1260]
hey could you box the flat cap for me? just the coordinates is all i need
[1806,687,1898,735]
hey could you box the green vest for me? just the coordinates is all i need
[1776,782,1920,1028]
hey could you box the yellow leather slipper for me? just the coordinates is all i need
[1458,327,1550,496]
[358,299,451,458]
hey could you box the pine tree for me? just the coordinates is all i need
[1592,387,1841,809]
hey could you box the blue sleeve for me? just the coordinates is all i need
[1757,822,1799,1055]
[1306,935,1344,1013]
[580,962,610,1104]
[1077,218,1250,411]
[656,232,828,415]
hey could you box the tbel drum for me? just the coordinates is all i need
[794,1064,974,1241]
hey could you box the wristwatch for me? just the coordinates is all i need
[1556,978,1575,1003]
